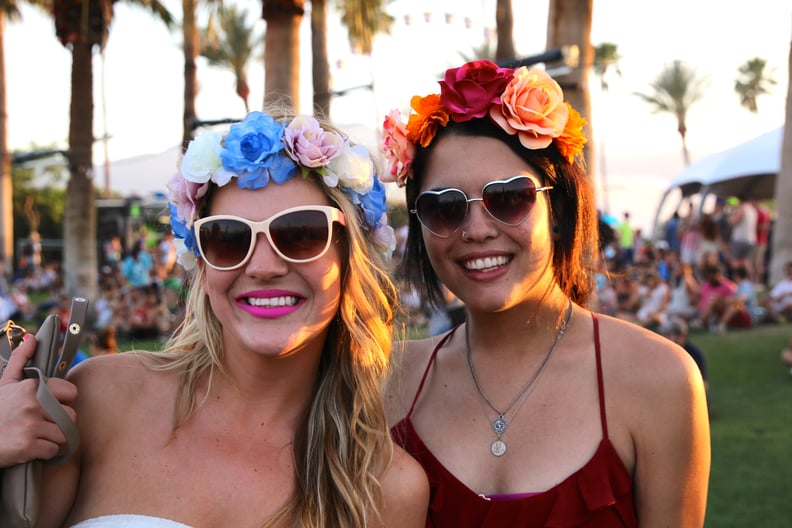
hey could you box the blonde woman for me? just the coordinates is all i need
[1,110,428,527]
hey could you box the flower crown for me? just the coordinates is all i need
[381,60,588,186]
[167,111,396,270]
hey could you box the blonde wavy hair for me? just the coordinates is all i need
[140,127,399,527]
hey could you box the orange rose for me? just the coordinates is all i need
[406,94,450,148]
[555,103,588,164]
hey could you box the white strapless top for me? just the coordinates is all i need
[70,515,194,528]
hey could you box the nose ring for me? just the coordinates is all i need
[461,230,470,240]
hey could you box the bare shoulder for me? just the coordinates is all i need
[379,446,429,528]
[384,333,446,426]
[592,313,707,434]
[68,351,149,390]
[67,351,172,415]
[595,313,701,388]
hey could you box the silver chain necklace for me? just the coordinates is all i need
[465,299,573,457]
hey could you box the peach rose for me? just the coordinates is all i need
[490,67,569,150]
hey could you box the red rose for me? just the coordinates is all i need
[439,60,513,123]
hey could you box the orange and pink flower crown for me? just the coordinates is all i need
[381,60,588,187]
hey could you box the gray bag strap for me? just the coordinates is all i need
[22,366,80,463]
[53,297,89,379]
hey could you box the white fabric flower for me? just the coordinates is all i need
[174,240,197,271]
[325,143,374,194]
[181,131,225,184]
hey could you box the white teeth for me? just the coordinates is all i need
[463,256,509,271]
[247,296,299,307]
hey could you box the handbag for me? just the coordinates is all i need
[0,297,89,528]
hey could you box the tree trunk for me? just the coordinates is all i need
[263,0,305,111]
[679,128,691,166]
[0,13,13,269]
[311,0,330,117]
[182,0,198,150]
[546,0,594,177]
[495,0,515,62]
[769,35,792,285]
[64,41,98,302]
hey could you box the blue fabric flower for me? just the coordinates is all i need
[168,202,199,256]
[356,178,388,229]
[221,112,288,185]
[237,153,298,189]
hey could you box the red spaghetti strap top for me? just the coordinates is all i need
[391,313,637,527]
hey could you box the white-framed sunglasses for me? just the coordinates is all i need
[193,205,346,270]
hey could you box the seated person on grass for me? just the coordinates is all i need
[695,265,749,333]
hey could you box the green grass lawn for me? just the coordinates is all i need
[692,324,792,527]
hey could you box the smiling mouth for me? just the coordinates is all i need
[245,296,300,307]
[463,255,511,272]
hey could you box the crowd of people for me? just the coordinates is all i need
[592,197,788,338]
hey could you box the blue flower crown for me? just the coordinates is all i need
[167,111,396,270]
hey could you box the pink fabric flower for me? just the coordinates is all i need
[283,115,344,168]
[439,60,513,123]
[381,109,415,186]
[166,172,209,228]
[490,67,569,150]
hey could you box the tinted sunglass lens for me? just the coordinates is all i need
[416,190,468,236]
[483,177,537,225]
[270,210,330,261]
[199,219,252,269]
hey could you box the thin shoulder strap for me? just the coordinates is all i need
[405,325,460,418]
[591,312,609,440]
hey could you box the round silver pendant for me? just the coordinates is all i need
[491,439,507,457]
[492,416,508,435]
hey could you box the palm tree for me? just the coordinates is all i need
[182,0,223,149]
[592,41,621,215]
[311,0,392,117]
[53,0,173,300]
[634,60,709,166]
[593,41,621,91]
[182,0,198,149]
[494,0,514,62]
[261,0,392,116]
[769,42,791,286]
[311,0,330,115]
[0,0,50,270]
[735,56,777,113]
[546,0,594,173]
[337,0,391,55]
[201,4,261,114]
[262,0,305,110]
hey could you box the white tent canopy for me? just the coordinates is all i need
[652,126,782,236]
